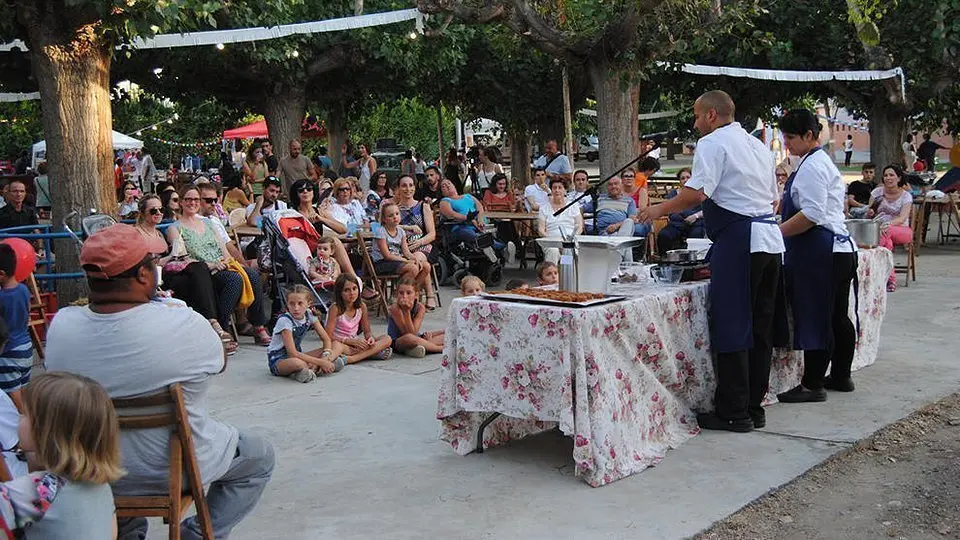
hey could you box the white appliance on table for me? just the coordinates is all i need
[537,236,645,293]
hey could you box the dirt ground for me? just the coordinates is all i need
[696,392,960,540]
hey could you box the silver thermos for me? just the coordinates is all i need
[559,239,578,292]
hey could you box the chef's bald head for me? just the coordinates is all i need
[696,90,736,121]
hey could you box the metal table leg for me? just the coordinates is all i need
[475,412,501,454]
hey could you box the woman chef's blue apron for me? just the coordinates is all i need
[779,147,857,350]
[701,200,781,354]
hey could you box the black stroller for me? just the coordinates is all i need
[435,219,503,287]
[260,211,332,318]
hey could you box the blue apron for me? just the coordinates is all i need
[701,198,780,353]
[780,147,858,350]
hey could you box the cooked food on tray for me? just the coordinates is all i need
[493,288,606,303]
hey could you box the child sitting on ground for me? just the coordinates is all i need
[325,274,393,362]
[0,372,123,538]
[460,275,485,296]
[387,280,445,358]
[0,244,32,411]
[308,237,341,288]
[268,285,347,383]
[504,278,528,290]
[536,261,559,286]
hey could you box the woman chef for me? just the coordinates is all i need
[776,109,858,403]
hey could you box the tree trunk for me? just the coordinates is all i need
[26,25,115,305]
[589,63,639,179]
[326,103,348,177]
[263,83,306,191]
[510,129,532,186]
[436,104,445,161]
[868,96,906,169]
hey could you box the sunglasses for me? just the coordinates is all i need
[202,197,218,204]
[147,208,163,215]
[297,187,313,193]
[170,197,179,202]
[337,187,352,192]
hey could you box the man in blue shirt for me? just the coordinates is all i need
[583,176,650,261]
[533,140,572,186]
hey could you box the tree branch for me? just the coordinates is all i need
[306,45,351,77]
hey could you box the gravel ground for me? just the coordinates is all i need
[696,392,960,540]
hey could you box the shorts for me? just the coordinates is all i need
[267,348,288,376]
[374,260,407,276]
[0,344,34,393]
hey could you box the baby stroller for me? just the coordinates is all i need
[435,219,503,287]
[260,211,332,316]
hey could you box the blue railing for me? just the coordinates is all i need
[0,221,173,290]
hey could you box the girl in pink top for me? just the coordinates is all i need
[325,274,393,362]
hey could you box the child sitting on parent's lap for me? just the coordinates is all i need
[387,280,444,357]
[325,274,393,362]
[267,285,346,383]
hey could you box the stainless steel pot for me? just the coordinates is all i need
[664,249,701,263]
[845,219,880,248]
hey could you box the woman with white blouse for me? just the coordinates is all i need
[537,177,584,264]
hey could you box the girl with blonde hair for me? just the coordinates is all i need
[0,371,123,538]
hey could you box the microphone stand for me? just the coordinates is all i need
[553,140,662,224]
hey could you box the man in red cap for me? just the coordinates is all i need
[45,224,275,540]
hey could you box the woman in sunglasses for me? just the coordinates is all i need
[159,189,180,221]
[134,194,238,354]
[290,178,364,282]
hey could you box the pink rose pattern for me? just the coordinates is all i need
[438,249,891,487]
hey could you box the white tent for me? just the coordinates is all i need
[31,130,143,169]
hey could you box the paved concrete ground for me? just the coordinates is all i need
[147,241,960,540]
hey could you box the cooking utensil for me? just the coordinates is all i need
[845,219,880,248]
[664,249,701,264]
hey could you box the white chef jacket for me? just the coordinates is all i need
[788,149,856,253]
[685,123,785,254]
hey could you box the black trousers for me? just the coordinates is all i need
[715,253,781,421]
[164,261,218,321]
[802,252,857,390]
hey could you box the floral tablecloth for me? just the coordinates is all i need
[437,248,894,487]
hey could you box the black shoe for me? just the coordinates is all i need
[824,376,855,392]
[749,411,766,429]
[697,412,754,433]
[777,385,827,403]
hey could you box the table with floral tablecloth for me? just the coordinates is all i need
[437,248,894,487]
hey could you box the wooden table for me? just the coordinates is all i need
[231,225,262,238]
[913,193,960,246]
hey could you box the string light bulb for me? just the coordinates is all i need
[216,43,225,51]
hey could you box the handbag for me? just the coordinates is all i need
[163,258,191,273]
[163,234,192,273]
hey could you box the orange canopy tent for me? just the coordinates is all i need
[222,117,327,140]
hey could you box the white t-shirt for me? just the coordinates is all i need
[245,199,288,219]
[524,183,550,211]
[843,139,854,152]
[0,391,25,478]
[329,200,366,228]
[45,302,236,495]
[268,311,317,354]
[533,153,572,175]
[789,150,855,253]
[539,202,580,238]
[204,216,231,244]
[686,123,785,254]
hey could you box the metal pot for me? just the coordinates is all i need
[664,249,701,263]
[845,219,880,248]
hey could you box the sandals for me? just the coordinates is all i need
[253,327,271,346]
[210,321,238,356]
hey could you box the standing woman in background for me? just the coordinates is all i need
[242,144,269,198]
[775,109,858,403]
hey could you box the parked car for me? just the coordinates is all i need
[372,141,405,187]
[577,135,599,162]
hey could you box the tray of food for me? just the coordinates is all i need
[480,288,626,308]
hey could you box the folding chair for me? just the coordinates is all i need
[356,232,395,317]
[112,384,214,540]
[894,204,920,287]
[26,274,47,361]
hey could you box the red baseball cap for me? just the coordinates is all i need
[80,224,167,279]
